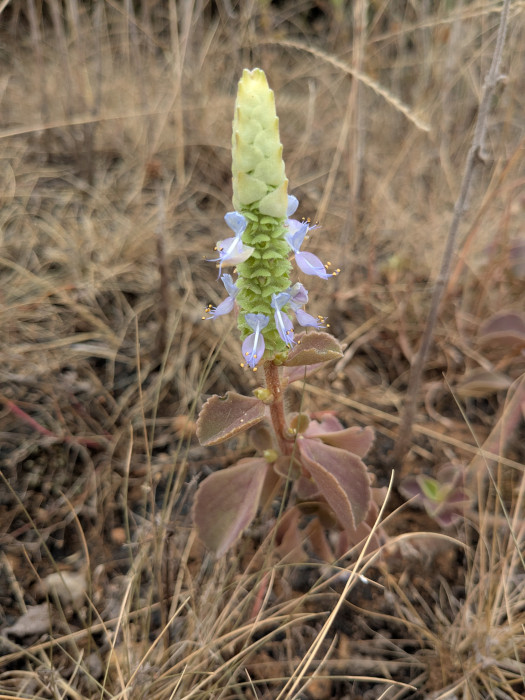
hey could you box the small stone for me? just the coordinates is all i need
[111,527,126,546]
[303,676,333,699]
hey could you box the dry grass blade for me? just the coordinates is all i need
[262,37,431,133]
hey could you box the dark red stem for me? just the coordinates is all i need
[263,361,292,456]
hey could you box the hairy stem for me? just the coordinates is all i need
[392,0,512,465]
[264,360,291,455]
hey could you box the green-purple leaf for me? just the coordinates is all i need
[298,438,371,532]
[283,332,343,367]
[259,464,282,512]
[193,458,270,556]
[316,426,374,457]
[196,392,266,446]
[295,475,321,500]
[283,362,326,384]
[399,464,472,529]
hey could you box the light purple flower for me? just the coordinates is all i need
[271,292,295,347]
[210,211,254,277]
[225,211,248,234]
[288,282,308,307]
[295,308,326,329]
[204,274,238,319]
[285,197,339,280]
[287,282,326,329]
[287,195,299,218]
[242,313,270,369]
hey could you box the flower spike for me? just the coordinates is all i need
[204,72,338,363]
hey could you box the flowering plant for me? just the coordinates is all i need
[193,69,381,560]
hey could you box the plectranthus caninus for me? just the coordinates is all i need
[204,68,339,369]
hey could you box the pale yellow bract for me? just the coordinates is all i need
[231,68,288,219]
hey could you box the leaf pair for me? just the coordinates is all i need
[196,332,343,448]
[194,412,375,556]
[192,331,377,557]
